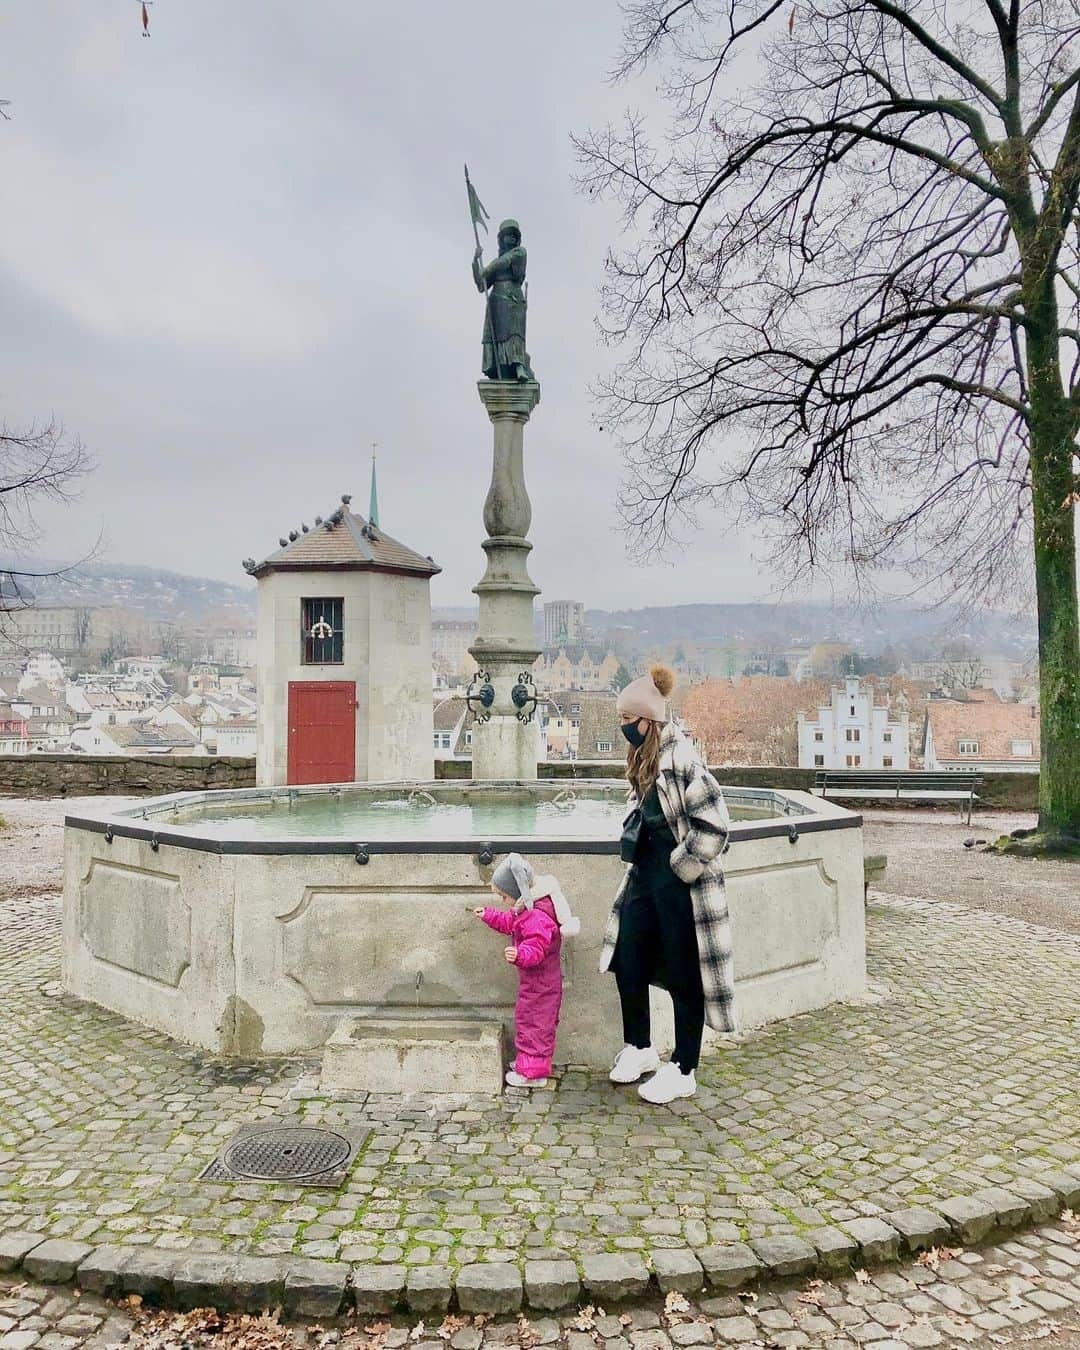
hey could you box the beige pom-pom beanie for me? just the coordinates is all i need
[616,664,676,722]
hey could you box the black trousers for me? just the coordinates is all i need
[613,882,705,1073]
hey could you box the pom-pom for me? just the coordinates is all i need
[650,663,676,697]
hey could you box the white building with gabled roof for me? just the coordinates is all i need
[247,493,440,786]
[797,677,910,770]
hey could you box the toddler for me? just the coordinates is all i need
[475,852,579,1088]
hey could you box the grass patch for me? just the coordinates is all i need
[992,831,1080,860]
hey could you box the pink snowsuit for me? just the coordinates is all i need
[481,895,562,1079]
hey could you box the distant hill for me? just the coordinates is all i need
[436,601,1036,659]
[0,557,256,624]
[584,602,1036,656]
[0,562,1034,655]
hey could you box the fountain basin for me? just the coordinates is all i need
[323,1017,506,1094]
[62,780,866,1068]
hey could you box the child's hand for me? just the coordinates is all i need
[504,946,519,964]
[473,907,486,918]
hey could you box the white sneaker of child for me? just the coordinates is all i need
[609,1043,661,1084]
[505,1069,548,1089]
[637,1062,696,1104]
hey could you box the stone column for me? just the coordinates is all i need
[469,379,542,780]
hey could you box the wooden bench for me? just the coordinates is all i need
[814,770,982,825]
[863,852,887,901]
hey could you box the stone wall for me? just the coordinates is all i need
[0,754,256,798]
[0,752,1039,811]
[436,759,1040,812]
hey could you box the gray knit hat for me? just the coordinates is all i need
[491,852,534,901]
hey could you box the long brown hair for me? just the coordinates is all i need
[626,719,663,801]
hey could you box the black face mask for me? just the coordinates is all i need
[621,720,648,748]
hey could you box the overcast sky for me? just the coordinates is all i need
[2,3,873,611]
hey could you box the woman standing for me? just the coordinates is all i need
[600,665,736,1104]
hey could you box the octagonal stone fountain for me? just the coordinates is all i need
[63,779,865,1072]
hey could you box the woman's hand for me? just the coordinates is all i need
[504,946,519,964]
[473,907,486,918]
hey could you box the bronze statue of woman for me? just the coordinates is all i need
[472,220,535,382]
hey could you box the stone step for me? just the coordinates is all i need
[321,1016,506,1094]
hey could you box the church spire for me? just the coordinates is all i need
[369,441,380,527]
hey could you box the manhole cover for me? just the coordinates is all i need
[222,1126,351,1180]
[201,1123,367,1186]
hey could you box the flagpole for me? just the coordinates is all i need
[465,164,483,254]
[465,164,500,378]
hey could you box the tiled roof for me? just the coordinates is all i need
[16,683,61,707]
[104,722,200,751]
[166,704,201,729]
[85,692,122,709]
[924,699,1040,763]
[434,697,466,732]
[251,498,440,579]
[453,707,479,758]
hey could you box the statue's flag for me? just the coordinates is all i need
[465,165,490,246]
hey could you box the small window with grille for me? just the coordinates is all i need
[302,598,344,665]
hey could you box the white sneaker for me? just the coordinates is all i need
[505,1069,548,1088]
[638,1062,697,1104]
[609,1044,661,1084]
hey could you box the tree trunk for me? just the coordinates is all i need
[1025,318,1080,843]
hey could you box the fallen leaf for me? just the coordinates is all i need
[409,1321,427,1342]
[854,1268,871,1284]
[572,1305,597,1332]
[916,1244,958,1271]
[661,1285,688,1317]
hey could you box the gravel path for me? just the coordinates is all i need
[0,797,134,904]
[859,809,1079,935]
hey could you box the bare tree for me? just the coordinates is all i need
[683,675,832,763]
[576,0,1080,848]
[1,420,92,616]
[938,638,987,688]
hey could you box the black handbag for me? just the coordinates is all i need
[619,805,643,863]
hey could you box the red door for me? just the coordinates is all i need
[287,681,356,785]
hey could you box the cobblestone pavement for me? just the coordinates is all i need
[2,880,1077,1269]
[2,1218,1079,1348]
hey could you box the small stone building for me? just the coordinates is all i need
[248,496,440,786]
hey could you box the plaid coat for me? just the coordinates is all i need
[599,721,737,1034]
